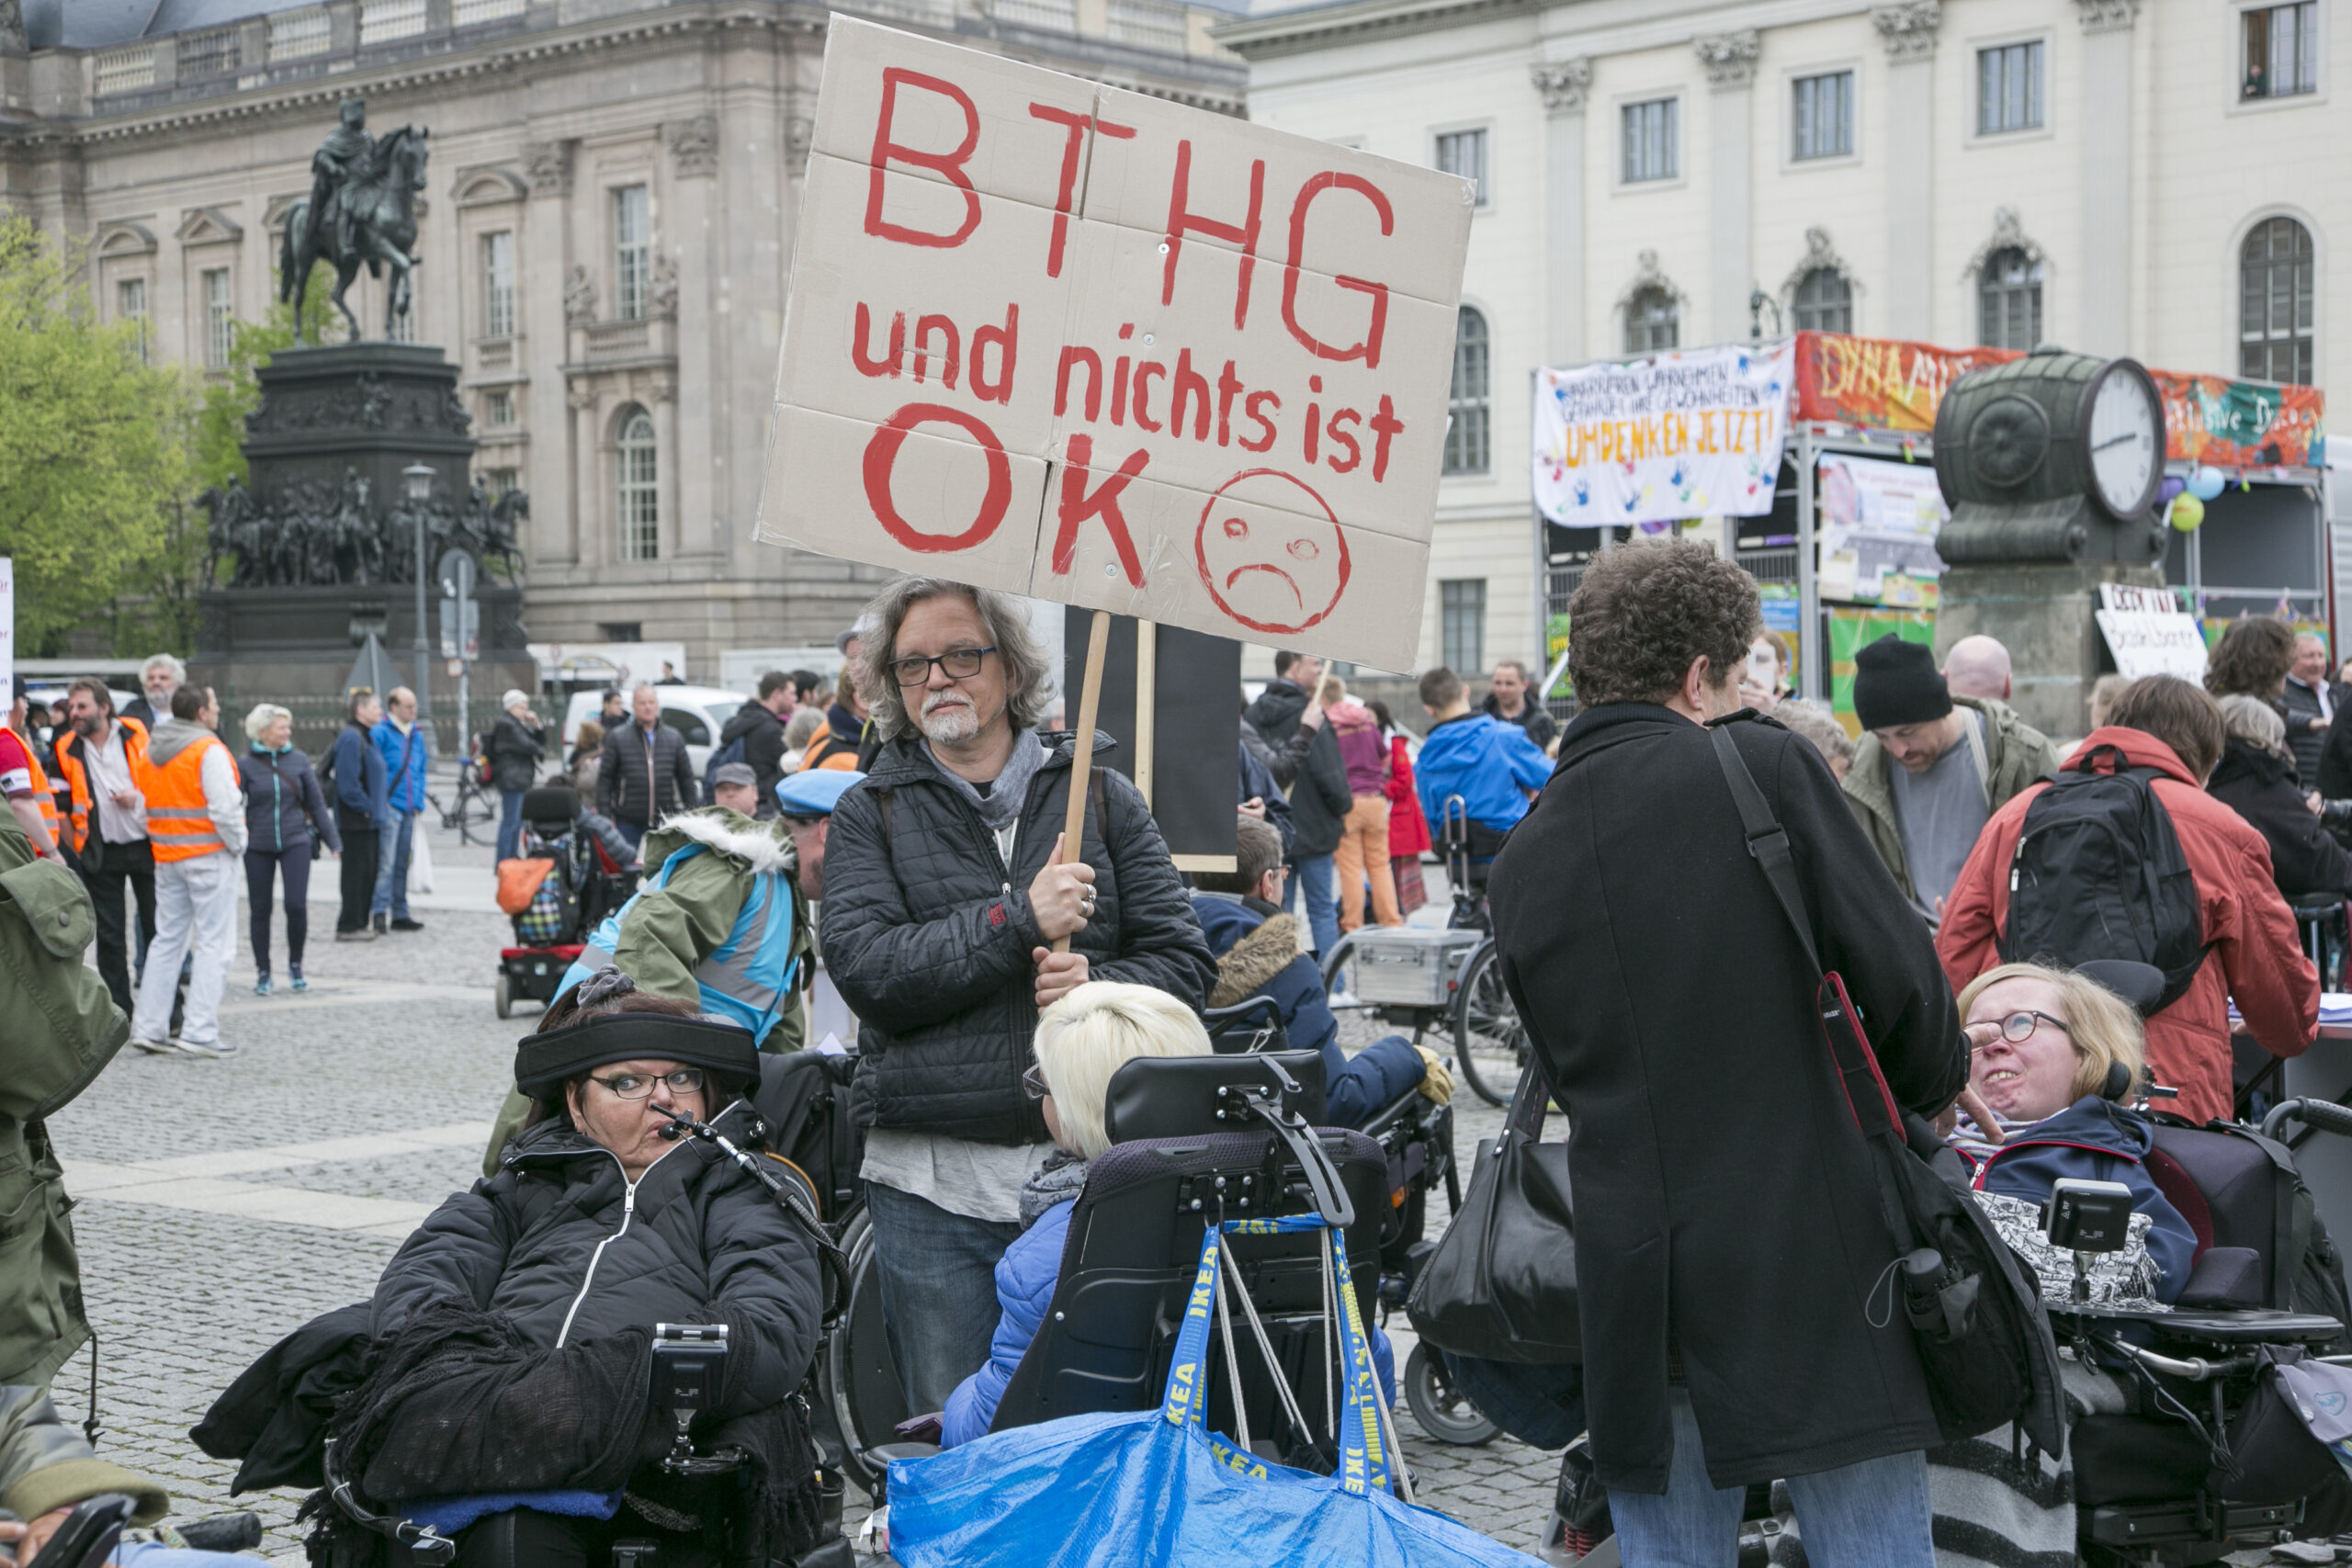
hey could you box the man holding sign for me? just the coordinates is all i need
[819,579,1215,1411]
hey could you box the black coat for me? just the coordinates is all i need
[1490,706,1966,1493]
[820,733,1217,1143]
[1482,693,1560,751]
[2209,739,2352,899]
[597,720,697,829]
[2319,704,2352,801]
[369,1106,821,1421]
[487,712,545,794]
[720,701,790,809]
[2284,677,2335,788]
[1245,683,1349,859]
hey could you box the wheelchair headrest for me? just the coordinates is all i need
[2075,959,2165,1020]
[1102,1051,1327,1143]
[523,784,581,824]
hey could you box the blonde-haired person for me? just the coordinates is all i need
[1949,962,2195,1302]
[237,701,339,995]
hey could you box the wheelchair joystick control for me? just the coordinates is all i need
[2041,1178,2134,1305]
[652,1324,730,1475]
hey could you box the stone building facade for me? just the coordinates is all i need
[2,0,1243,673]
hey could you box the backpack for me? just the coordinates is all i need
[703,731,749,805]
[1999,742,2209,1011]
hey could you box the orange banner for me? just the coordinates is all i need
[2150,371,2324,468]
[1792,332,2021,434]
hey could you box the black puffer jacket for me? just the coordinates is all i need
[719,701,790,811]
[820,732,1217,1143]
[2210,738,2352,899]
[597,720,697,829]
[487,712,545,794]
[368,1103,820,1421]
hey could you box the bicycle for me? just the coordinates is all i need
[436,750,498,848]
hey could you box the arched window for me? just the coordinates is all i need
[1444,306,1489,476]
[1792,267,1852,333]
[1977,246,2042,350]
[616,408,659,561]
[2242,216,2315,384]
[1624,286,1678,354]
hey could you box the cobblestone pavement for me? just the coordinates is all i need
[42,803,1559,1561]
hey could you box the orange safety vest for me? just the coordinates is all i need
[801,722,861,773]
[3,727,59,854]
[54,716,148,857]
[141,732,230,863]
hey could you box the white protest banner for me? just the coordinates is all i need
[1531,342,1793,527]
[2095,583,2208,681]
[755,18,1475,671]
[1816,452,1948,603]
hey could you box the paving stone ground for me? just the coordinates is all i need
[41,790,1558,1561]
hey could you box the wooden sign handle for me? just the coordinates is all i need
[1052,609,1113,955]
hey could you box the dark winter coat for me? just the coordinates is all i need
[2209,738,2352,900]
[597,719,697,829]
[1191,892,1422,1127]
[2317,702,2352,801]
[328,718,390,830]
[1953,1095,2197,1303]
[820,732,1217,1144]
[238,746,341,857]
[720,701,791,809]
[1284,725,1350,858]
[1491,705,1966,1493]
[370,1105,821,1421]
[1480,692,1559,752]
[487,712,545,795]
[2284,676,2336,788]
[1238,741,1294,858]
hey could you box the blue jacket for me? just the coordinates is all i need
[238,745,342,856]
[1190,892,1425,1129]
[1415,712,1552,839]
[373,718,429,815]
[1957,1095,2199,1303]
[329,718,390,824]
[941,1194,1395,1447]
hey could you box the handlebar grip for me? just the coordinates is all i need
[2261,1097,2352,1143]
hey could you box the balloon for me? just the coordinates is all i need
[2169,493,2205,532]
[2188,467,2226,502]
[2157,475,2187,504]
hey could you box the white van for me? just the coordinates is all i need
[560,684,752,790]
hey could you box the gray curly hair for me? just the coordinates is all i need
[855,578,1056,742]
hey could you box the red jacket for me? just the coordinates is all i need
[1936,726,2316,1125]
[1385,736,1431,856]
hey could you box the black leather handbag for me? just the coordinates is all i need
[1404,1062,1581,1364]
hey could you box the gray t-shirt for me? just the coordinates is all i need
[1888,708,1989,921]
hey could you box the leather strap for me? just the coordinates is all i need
[1708,723,1818,975]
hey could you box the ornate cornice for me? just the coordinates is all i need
[1961,205,2048,281]
[1870,0,1940,62]
[2074,0,2137,33]
[1214,0,1532,62]
[1531,58,1593,117]
[1692,29,1760,92]
[1780,226,1861,300]
[1615,248,1687,313]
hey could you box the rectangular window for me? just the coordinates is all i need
[481,231,514,339]
[483,466,520,496]
[1792,71,1855,160]
[1441,581,1487,676]
[486,389,514,426]
[599,622,643,643]
[1622,98,1679,183]
[1977,40,2045,134]
[202,267,233,369]
[614,186,650,322]
[117,277,149,364]
[1435,129,1488,206]
[2245,3,2320,97]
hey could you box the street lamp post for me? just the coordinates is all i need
[401,462,436,750]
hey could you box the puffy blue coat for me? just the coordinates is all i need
[1190,892,1424,1128]
[238,745,341,856]
[1415,713,1551,839]
[941,1195,1394,1448]
[1955,1094,2199,1303]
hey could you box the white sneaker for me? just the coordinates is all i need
[167,1037,226,1059]
[129,1037,172,1055]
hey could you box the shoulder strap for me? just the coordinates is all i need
[1708,723,1818,976]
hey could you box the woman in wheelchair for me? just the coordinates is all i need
[938,982,1397,1448]
[1948,962,2197,1303]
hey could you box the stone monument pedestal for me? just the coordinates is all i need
[1935,559,2162,740]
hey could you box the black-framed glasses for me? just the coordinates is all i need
[1021,1064,1049,1100]
[588,1067,706,1100]
[1975,1011,2070,1047]
[889,647,996,688]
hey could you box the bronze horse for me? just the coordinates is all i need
[279,125,430,344]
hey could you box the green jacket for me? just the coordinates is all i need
[0,1385,166,1527]
[0,811,129,1388]
[1842,695,2061,906]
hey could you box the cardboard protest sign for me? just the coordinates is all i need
[757,18,1476,671]
[2095,582,2208,682]
[1531,342,1793,527]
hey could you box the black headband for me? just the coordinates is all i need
[514,1012,760,1101]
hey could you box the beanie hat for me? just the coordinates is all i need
[1852,636,1952,732]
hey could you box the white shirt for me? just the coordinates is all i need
[87,723,146,845]
[199,739,248,858]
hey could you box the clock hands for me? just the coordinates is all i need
[2090,431,2144,453]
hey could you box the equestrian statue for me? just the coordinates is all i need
[280,98,431,344]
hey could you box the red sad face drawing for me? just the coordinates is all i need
[1194,469,1352,637]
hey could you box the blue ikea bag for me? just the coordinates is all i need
[887,1214,1544,1568]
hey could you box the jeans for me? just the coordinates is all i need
[245,844,312,976]
[1333,795,1401,931]
[371,810,415,919]
[1285,852,1339,957]
[612,818,647,853]
[1607,1389,1935,1568]
[78,835,156,1013]
[863,1179,1023,1414]
[337,819,379,932]
[132,853,237,1046]
[496,787,527,863]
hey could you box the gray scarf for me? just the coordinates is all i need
[922,728,1048,831]
[1020,1147,1091,1229]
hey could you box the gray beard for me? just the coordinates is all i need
[918,696,982,744]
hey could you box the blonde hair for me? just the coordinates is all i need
[1320,675,1347,706]
[243,702,292,743]
[1033,982,1213,1160]
[1957,961,2146,1102]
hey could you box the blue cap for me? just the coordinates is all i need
[776,768,865,818]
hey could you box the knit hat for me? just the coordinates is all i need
[502,689,531,710]
[1852,636,1952,732]
[514,1008,760,1101]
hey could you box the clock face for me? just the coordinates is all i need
[2086,367,2161,518]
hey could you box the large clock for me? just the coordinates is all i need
[2083,359,2163,521]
